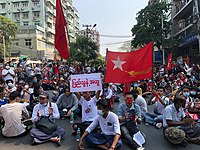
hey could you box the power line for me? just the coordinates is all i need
[101,40,132,46]
[100,34,133,38]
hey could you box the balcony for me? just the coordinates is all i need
[173,0,193,19]
[47,37,54,44]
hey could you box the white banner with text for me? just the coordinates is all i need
[70,73,102,92]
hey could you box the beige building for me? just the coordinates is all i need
[0,0,79,60]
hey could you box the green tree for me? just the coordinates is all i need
[0,15,19,58]
[69,36,99,64]
[131,2,175,49]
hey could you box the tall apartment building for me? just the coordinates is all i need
[171,0,200,63]
[0,0,79,60]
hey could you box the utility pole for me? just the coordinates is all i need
[82,24,97,39]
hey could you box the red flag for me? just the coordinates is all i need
[105,42,153,83]
[55,0,69,59]
[186,55,189,66]
[166,52,172,71]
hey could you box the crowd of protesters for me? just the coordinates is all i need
[0,56,200,150]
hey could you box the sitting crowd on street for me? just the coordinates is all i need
[0,57,200,150]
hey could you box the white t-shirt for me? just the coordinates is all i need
[0,103,29,137]
[79,96,98,122]
[152,95,169,114]
[135,95,147,112]
[2,68,15,81]
[163,104,185,128]
[86,111,121,136]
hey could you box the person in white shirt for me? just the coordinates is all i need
[143,86,169,128]
[21,83,33,103]
[2,63,15,84]
[104,83,114,109]
[78,99,122,150]
[0,91,30,137]
[30,92,65,146]
[72,90,100,134]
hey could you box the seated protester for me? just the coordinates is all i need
[188,99,200,123]
[118,92,143,150]
[28,83,43,112]
[180,86,193,109]
[130,82,143,95]
[163,96,200,145]
[143,86,169,128]
[52,77,66,102]
[78,99,122,150]
[56,86,78,118]
[30,92,65,145]
[0,91,30,137]
[0,79,8,106]
[2,62,15,84]
[132,89,147,114]
[103,83,113,109]
[21,83,33,103]
[4,81,17,96]
[73,90,101,134]
[190,87,200,100]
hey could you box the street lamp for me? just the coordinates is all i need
[83,24,97,38]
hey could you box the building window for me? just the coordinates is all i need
[13,2,19,8]
[13,13,20,18]
[47,22,52,28]
[35,21,40,26]
[22,12,29,19]
[33,11,40,17]
[23,21,29,26]
[25,39,32,47]
[22,2,28,8]
[33,2,39,6]
[1,4,6,9]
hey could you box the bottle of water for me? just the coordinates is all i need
[76,128,81,142]
[70,111,74,124]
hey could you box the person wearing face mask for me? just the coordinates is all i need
[2,63,15,84]
[78,99,122,150]
[30,91,65,145]
[190,87,199,99]
[72,90,101,135]
[181,86,193,109]
[0,91,30,137]
[21,83,33,103]
[56,86,79,119]
[5,81,17,96]
[118,92,144,150]
[103,83,114,109]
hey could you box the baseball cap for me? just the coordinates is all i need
[39,91,49,98]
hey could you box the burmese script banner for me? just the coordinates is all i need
[70,73,102,92]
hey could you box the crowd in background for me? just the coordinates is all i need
[0,57,200,149]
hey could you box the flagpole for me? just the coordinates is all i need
[102,48,109,98]
[152,42,155,91]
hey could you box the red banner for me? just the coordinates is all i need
[55,0,69,59]
[105,42,153,83]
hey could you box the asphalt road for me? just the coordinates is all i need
[0,91,199,150]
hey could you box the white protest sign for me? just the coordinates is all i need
[70,73,102,92]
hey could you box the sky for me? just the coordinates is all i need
[73,0,149,56]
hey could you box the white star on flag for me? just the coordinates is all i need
[111,56,126,71]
